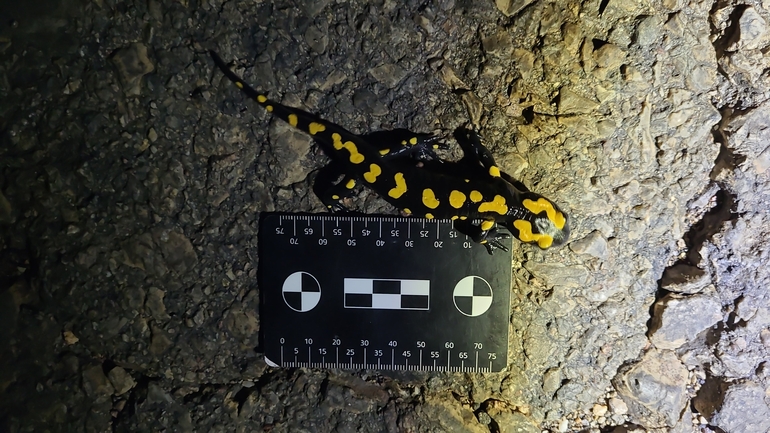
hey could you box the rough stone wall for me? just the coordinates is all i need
[1,0,769,432]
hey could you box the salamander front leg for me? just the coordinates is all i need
[453,218,511,255]
[313,162,358,213]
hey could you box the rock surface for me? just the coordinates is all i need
[1,0,769,432]
[649,293,723,350]
[613,349,689,428]
[711,381,770,433]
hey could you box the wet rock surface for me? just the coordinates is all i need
[1,0,769,432]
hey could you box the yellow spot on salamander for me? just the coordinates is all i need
[478,195,508,215]
[448,190,466,209]
[409,137,418,145]
[266,105,274,112]
[236,82,244,89]
[403,208,411,215]
[288,114,298,127]
[469,190,483,203]
[363,164,382,183]
[256,94,266,102]
[388,173,407,199]
[425,213,434,219]
[450,215,459,220]
[522,198,566,230]
[489,166,501,177]
[308,122,326,135]
[332,132,364,164]
[332,194,340,200]
[349,154,364,164]
[459,216,468,220]
[379,148,390,155]
[422,188,440,209]
[433,144,439,149]
[332,133,343,150]
[345,179,356,189]
[401,140,407,145]
[464,179,470,183]
[345,142,365,164]
[514,220,554,249]
[480,220,495,231]
[330,133,364,164]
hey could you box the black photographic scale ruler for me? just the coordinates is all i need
[258,213,512,372]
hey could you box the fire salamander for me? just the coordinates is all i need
[210,51,570,253]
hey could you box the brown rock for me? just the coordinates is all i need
[612,349,689,427]
[112,43,154,96]
[82,364,115,404]
[495,0,535,17]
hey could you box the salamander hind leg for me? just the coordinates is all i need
[454,127,505,178]
[313,162,358,213]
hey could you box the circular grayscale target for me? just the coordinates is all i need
[282,271,321,312]
[452,276,493,317]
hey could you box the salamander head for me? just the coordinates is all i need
[506,192,570,249]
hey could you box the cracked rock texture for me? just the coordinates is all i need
[1,0,769,432]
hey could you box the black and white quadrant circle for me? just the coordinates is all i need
[452,276,493,317]
[282,271,321,312]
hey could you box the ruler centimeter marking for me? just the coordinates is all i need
[259,213,512,372]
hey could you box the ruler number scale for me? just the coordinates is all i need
[259,213,512,372]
